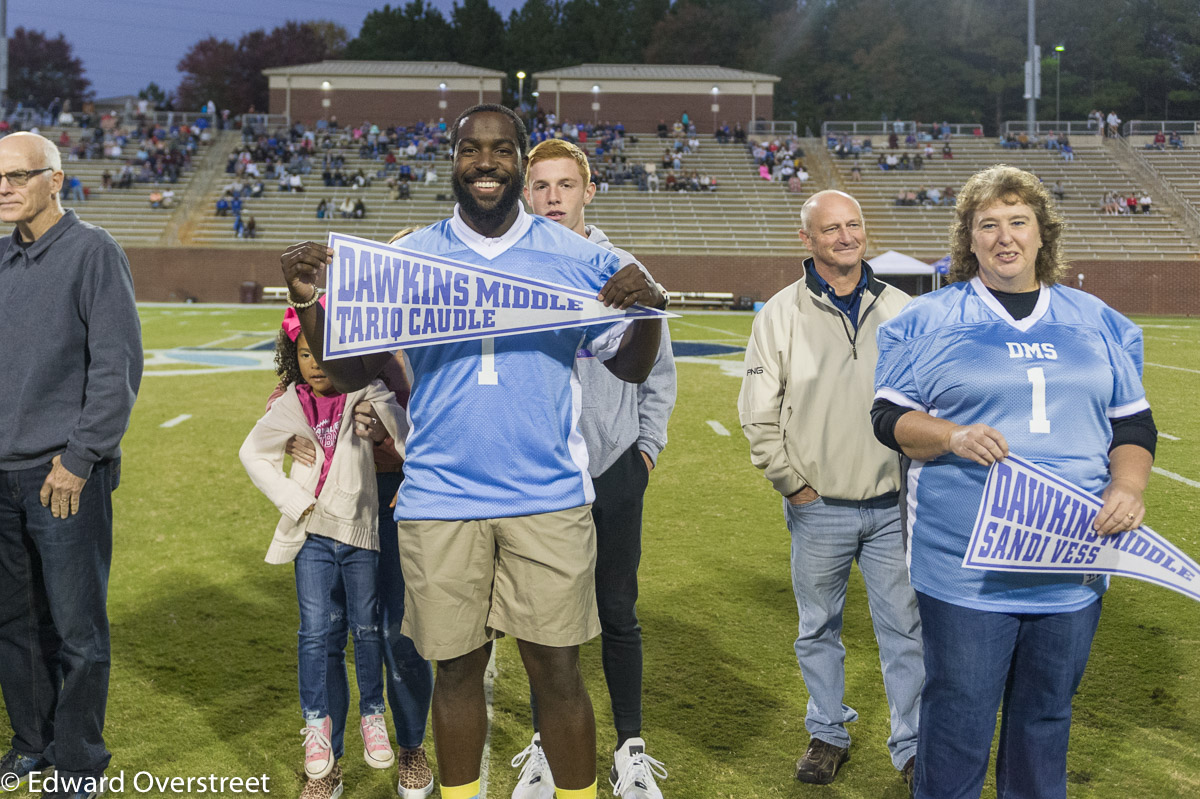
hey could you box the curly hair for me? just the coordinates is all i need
[273,329,304,387]
[949,165,1067,286]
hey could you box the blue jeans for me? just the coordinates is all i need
[0,458,119,779]
[783,495,923,768]
[324,473,432,756]
[294,535,385,726]
[913,592,1101,799]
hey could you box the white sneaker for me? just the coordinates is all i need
[510,733,555,799]
[610,738,667,799]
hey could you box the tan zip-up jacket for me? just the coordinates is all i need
[240,380,407,564]
[738,259,910,501]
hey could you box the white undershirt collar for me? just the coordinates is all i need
[970,275,1050,332]
[450,202,532,260]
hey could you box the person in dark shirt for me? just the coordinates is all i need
[0,132,143,797]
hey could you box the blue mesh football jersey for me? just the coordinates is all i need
[394,206,626,521]
[875,277,1149,613]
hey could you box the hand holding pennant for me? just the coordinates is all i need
[963,455,1200,603]
[323,232,675,359]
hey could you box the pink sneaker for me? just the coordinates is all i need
[361,714,395,769]
[301,716,335,780]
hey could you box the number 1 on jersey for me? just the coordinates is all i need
[1027,366,1051,434]
[478,336,499,385]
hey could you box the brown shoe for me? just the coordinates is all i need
[794,738,849,785]
[902,756,915,796]
[396,746,435,799]
[300,762,343,799]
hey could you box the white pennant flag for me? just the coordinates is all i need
[963,454,1200,603]
[322,232,674,359]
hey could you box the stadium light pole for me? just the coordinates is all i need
[592,84,600,124]
[711,86,719,133]
[516,71,526,109]
[1026,0,1037,135]
[1054,45,1064,126]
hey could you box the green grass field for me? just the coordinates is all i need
[2,306,1198,799]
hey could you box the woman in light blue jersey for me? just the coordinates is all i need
[871,165,1156,799]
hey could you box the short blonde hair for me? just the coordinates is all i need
[525,139,590,185]
[949,165,1066,285]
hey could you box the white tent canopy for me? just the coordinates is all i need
[868,250,936,275]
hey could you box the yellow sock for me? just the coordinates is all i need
[441,780,480,799]
[555,782,598,799]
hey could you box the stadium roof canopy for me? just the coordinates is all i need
[263,60,506,79]
[532,64,780,83]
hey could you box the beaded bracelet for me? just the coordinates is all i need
[288,288,323,310]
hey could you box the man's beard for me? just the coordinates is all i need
[452,170,524,228]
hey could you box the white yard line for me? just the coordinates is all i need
[480,645,498,795]
[1159,433,1181,441]
[672,319,750,339]
[189,330,279,349]
[673,355,748,379]
[1142,335,1198,344]
[1153,467,1200,490]
[707,420,732,436]
[1146,362,1200,375]
[159,414,192,428]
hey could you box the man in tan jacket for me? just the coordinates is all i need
[738,190,922,791]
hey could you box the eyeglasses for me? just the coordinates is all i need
[0,168,54,187]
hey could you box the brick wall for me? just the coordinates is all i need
[269,89,502,128]
[125,247,1198,316]
[538,93,771,134]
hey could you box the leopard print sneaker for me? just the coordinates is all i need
[299,762,343,799]
[396,746,435,798]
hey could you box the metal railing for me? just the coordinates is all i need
[1123,120,1200,136]
[240,114,292,133]
[749,120,798,137]
[1108,134,1200,243]
[822,121,980,138]
[1002,120,1097,135]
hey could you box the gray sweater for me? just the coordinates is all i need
[576,225,676,476]
[0,210,143,478]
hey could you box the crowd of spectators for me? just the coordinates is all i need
[1144,130,1185,150]
[1100,190,1153,215]
[714,121,747,144]
[998,131,1075,160]
[749,135,806,186]
[894,185,956,206]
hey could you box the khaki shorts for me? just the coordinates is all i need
[396,505,601,661]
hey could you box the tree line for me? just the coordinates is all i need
[9,0,1200,134]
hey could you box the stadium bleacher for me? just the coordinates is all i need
[30,118,1200,264]
[825,135,1197,261]
[184,129,813,256]
[48,125,210,247]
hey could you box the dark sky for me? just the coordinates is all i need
[7,0,525,100]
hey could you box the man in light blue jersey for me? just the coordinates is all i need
[508,140,675,799]
[280,104,667,799]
